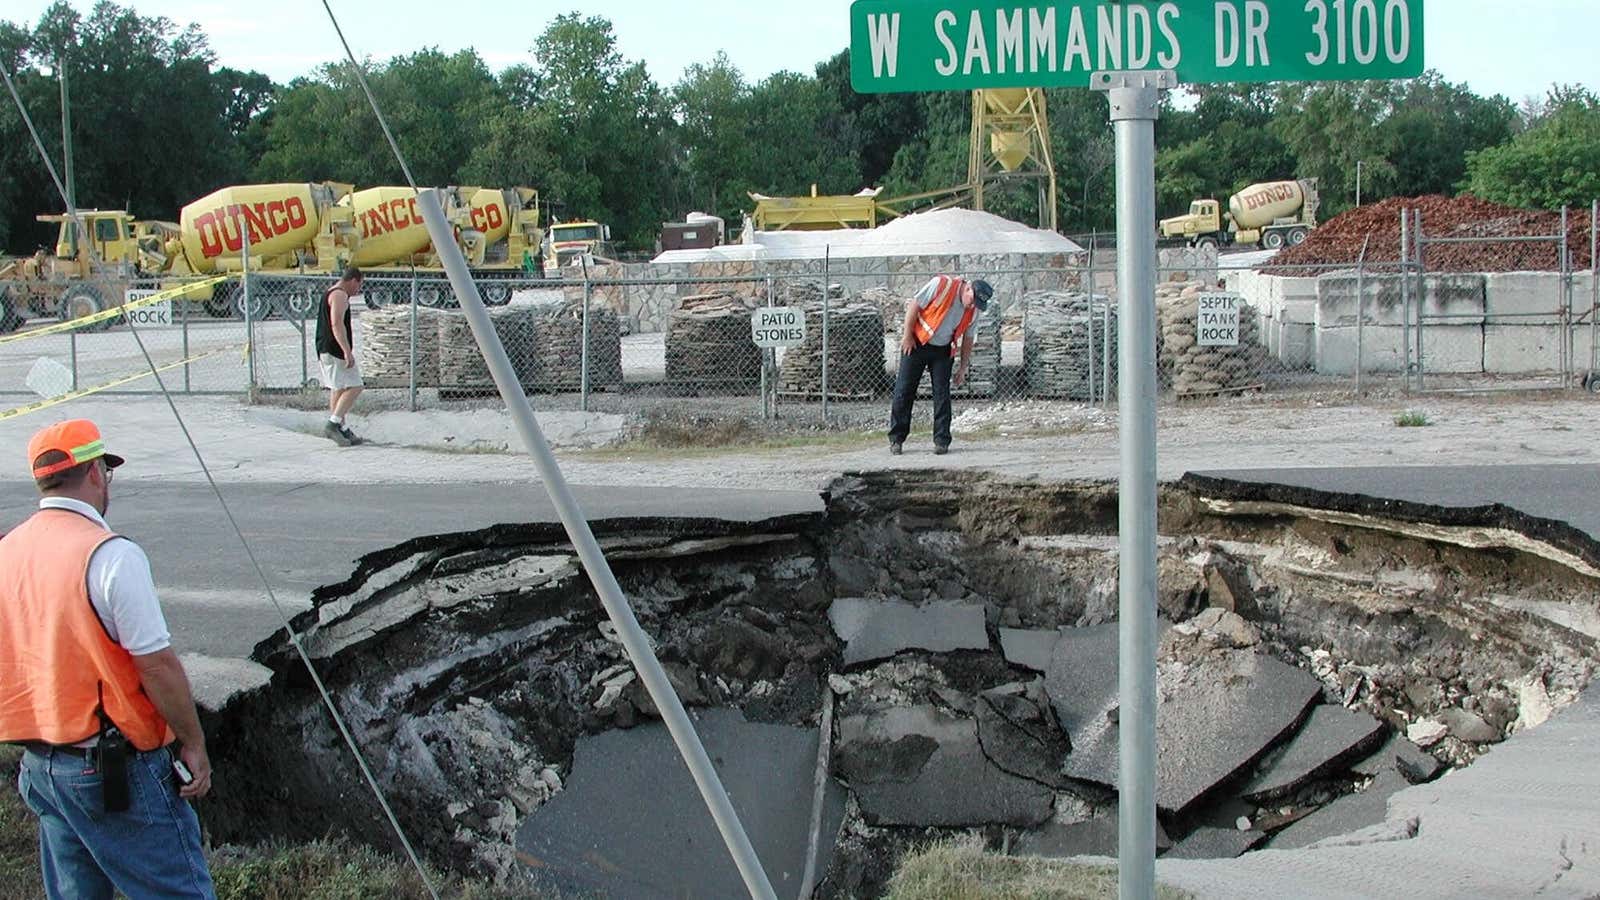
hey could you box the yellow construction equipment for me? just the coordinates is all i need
[969,89,1058,231]
[748,187,884,232]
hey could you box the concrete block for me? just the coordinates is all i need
[1316,273,1486,328]
[1483,324,1567,375]
[828,597,988,666]
[1316,324,1483,376]
[1485,272,1567,324]
[1276,322,1314,369]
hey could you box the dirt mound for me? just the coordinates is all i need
[1271,195,1595,273]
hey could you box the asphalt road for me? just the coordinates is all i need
[0,481,825,663]
[1192,464,1600,543]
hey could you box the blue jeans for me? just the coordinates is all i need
[888,343,955,447]
[18,746,215,900]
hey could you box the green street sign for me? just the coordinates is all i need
[850,0,1424,92]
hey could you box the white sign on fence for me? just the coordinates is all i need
[123,290,173,327]
[751,307,806,348]
[1197,293,1241,347]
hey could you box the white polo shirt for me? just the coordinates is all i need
[38,497,172,657]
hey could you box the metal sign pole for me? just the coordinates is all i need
[1094,67,1173,900]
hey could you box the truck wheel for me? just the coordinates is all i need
[417,285,447,308]
[232,285,274,321]
[0,288,21,334]
[61,286,116,332]
[1587,373,1600,395]
[204,288,232,318]
[1288,227,1309,246]
[281,287,318,320]
[483,283,512,306]
[1263,231,1286,250]
[1195,236,1219,250]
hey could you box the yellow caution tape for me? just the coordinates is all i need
[0,345,240,422]
[0,276,229,346]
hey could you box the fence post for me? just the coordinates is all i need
[763,272,774,420]
[1420,211,1433,393]
[1399,210,1410,393]
[821,247,831,423]
[182,288,192,393]
[409,271,419,411]
[1355,236,1370,396]
[1560,206,1571,388]
[1591,198,1599,385]
[1101,303,1111,410]
[581,262,592,412]
[69,330,78,392]
[243,223,256,396]
[1086,287,1097,405]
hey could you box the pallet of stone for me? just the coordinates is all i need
[360,307,445,386]
[524,301,624,393]
[858,287,910,335]
[777,302,888,398]
[914,309,1002,399]
[665,293,762,389]
[1157,281,1269,396]
[1023,291,1117,400]
[436,307,539,391]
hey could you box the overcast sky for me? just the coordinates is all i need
[8,0,1595,104]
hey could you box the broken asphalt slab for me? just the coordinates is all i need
[974,681,1071,788]
[1242,705,1387,802]
[515,706,845,899]
[828,597,988,666]
[1045,624,1322,814]
[999,627,1060,672]
[1014,812,1173,860]
[836,704,1054,827]
[1351,733,1443,784]
[1266,770,1411,851]
[1165,826,1268,861]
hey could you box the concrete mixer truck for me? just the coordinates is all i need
[1160,179,1321,250]
[2,182,543,328]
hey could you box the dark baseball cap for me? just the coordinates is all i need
[970,279,994,311]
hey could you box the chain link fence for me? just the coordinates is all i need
[5,213,1596,422]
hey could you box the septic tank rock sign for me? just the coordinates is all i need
[850,0,1424,92]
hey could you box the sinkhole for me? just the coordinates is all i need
[199,471,1599,898]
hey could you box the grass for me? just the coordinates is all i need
[0,746,526,900]
[1394,410,1432,427]
[886,839,1194,900]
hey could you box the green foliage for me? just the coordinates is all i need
[1465,87,1600,210]
[1395,410,1431,427]
[0,3,1584,255]
[887,838,1194,899]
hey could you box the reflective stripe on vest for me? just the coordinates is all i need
[0,509,174,751]
[912,275,977,357]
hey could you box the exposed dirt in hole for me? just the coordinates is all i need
[198,472,1598,897]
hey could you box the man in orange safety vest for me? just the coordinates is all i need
[888,275,993,455]
[0,419,216,898]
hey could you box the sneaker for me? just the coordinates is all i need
[889,442,903,456]
[324,421,353,447]
[933,444,949,456]
[339,425,365,446]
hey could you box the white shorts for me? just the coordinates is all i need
[319,353,364,390]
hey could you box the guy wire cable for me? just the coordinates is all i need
[1,60,442,900]
[317,3,779,897]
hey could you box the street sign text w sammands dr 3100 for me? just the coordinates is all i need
[851,0,1424,92]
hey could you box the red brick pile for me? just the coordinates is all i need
[1269,195,1595,274]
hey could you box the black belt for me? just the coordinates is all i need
[22,741,93,758]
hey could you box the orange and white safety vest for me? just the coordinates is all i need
[912,275,977,355]
[0,509,175,751]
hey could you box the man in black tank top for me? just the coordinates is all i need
[314,267,365,446]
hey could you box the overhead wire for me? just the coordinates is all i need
[1,57,442,900]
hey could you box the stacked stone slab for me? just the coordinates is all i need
[525,302,624,392]
[913,308,1002,399]
[1023,291,1116,400]
[858,287,909,335]
[359,307,444,385]
[1158,281,1269,395]
[665,293,762,389]
[778,302,887,398]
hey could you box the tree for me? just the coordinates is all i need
[1,1,269,252]
[255,49,501,187]
[1465,87,1600,210]
[1273,82,1397,216]
[1383,73,1517,198]
[673,52,751,221]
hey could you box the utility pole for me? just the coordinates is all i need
[1356,160,1364,208]
[59,50,78,251]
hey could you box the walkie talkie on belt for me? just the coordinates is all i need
[94,684,130,813]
